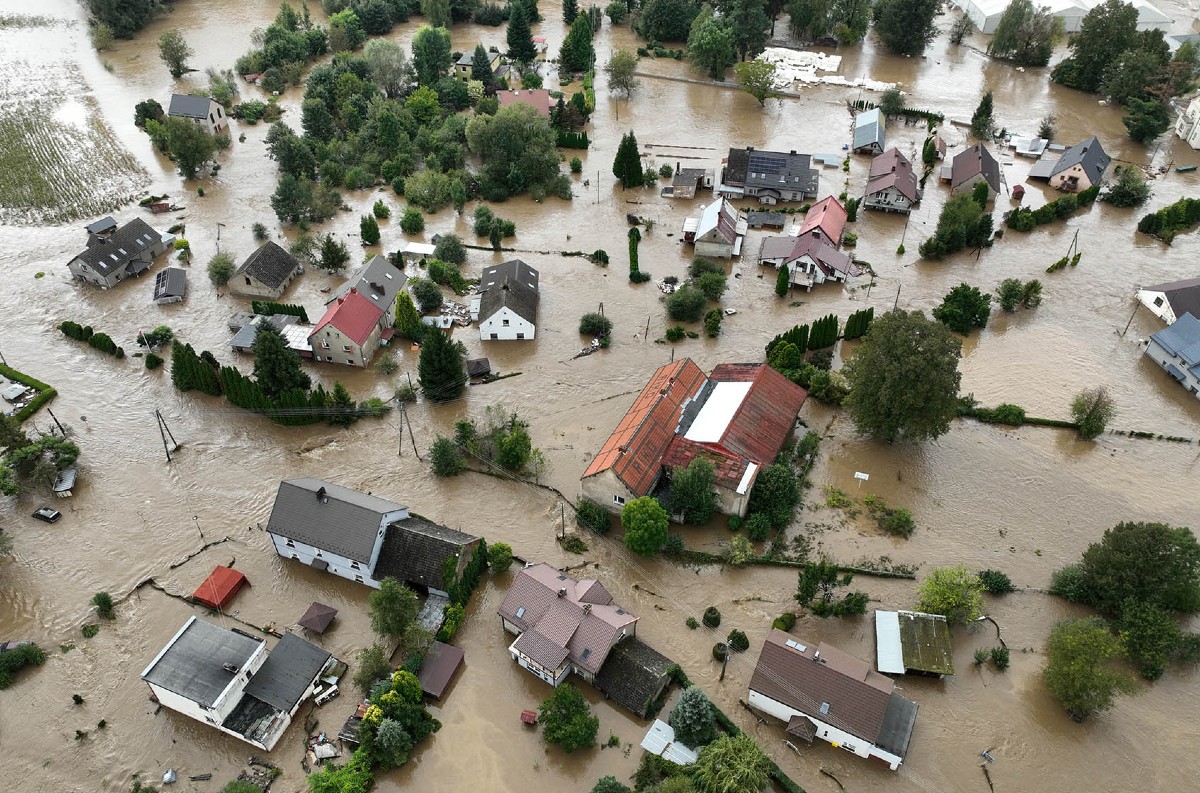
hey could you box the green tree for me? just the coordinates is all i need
[948,13,975,45]
[622,496,670,556]
[1070,386,1116,440]
[164,117,218,179]
[507,0,537,64]
[361,214,381,245]
[919,193,993,258]
[1117,599,1183,680]
[394,292,425,341]
[364,39,413,98]
[410,277,444,312]
[1066,521,1200,614]
[1122,97,1171,144]
[301,98,337,142]
[471,43,497,90]
[488,542,514,572]
[970,91,994,139]
[605,50,640,96]
[318,233,350,271]
[207,251,235,286]
[691,733,770,793]
[422,0,453,28]
[987,0,1064,66]
[418,327,467,401]
[917,564,984,624]
[219,782,261,793]
[564,0,580,24]
[873,0,939,56]
[1103,164,1152,206]
[158,29,192,79]
[788,0,832,40]
[412,26,453,86]
[328,382,356,426]
[1043,617,1137,722]
[669,686,718,748]
[369,577,420,637]
[88,0,158,39]
[747,463,798,528]
[0,434,80,498]
[433,233,466,265]
[539,683,599,752]
[612,130,645,188]
[832,0,872,43]
[688,6,737,80]
[727,0,771,61]
[591,778,631,793]
[430,436,467,475]
[670,458,717,525]
[879,87,905,116]
[401,207,426,233]
[795,559,868,617]
[774,264,790,297]
[843,310,962,442]
[353,644,393,695]
[1051,0,1139,92]
[465,103,564,198]
[667,284,708,322]
[560,14,596,73]
[933,283,992,334]
[252,322,311,400]
[733,60,776,106]
[637,0,702,42]
[997,278,1024,312]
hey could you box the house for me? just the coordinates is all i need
[498,563,638,687]
[327,254,406,334]
[641,720,699,766]
[1137,277,1200,325]
[758,234,862,291]
[1046,136,1111,192]
[798,196,848,248]
[746,211,786,229]
[1011,137,1049,158]
[682,198,747,259]
[167,93,227,135]
[496,89,553,118]
[1176,95,1200,148]
[949,143,1001,200]
[593,637,673,718]
[456,48,500,80]
[67,217,173,289]
[874,611,954,677]
[748,630,919,770]
[85,216,117,237]
[852,108,885,154]
[580,360,807,517]
[1145,312,1200,400]
[478,259,539,340]
[229,314,313,356]
[153,267,188,304]
[950,0,1165,34]
[309,289,385,366]
[934,135,946,160]
[231,241,302,299]
[265,478,481,594]
[720,147,820,205]
[140,617,334,751]
[670,167,713,199]
[864,148,921,214]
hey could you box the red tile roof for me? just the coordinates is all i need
[662,436,750,490]
[798,196,847,248]
[497,89,553,117]
[309,288,384,346]
[709,363,807,465]
[192,566,248,609]
[866,147,920,203]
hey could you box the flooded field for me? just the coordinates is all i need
[1,1,1199,792]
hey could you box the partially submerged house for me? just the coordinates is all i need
[141,617,334,751]
[84,216,117,238]
[309,289,385,367]
[1176,95,1200,149]
[1137,277,1200,325]
[720,147,820,205]
[478,259,539,341]
[948,143,1002,200]
[746,211,786,230]
[167,93,227,136]
[670,167,713,199]
[327,254,404,338]
[852,108,885,154]
[758,233,861,291]
[266,478,481,595]
[153,267,188,304]
[496,89,553,118]
[580,359,807,517]
[228,314,313,356]
[1145,312,1200,400]
[682,198,747,259]
[456,48,500,80]
[874,611,954,677]
[1028,136,1110,192]
[231,241,302,299]
[192,566,249,610]
[864,147,921,214]
[748,630,919,770]
[593,635,673,718]
[67,217,173,289]
[797,196,848,248]
[641,720,699,765]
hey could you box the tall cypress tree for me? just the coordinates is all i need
[970,91,995,139]
[252,322,311,400]
[559,13,595,73]
[328,382,357,427]
[471,44,496,90]
[775,264,789,297]
[563,0,579,24]
[612,131,644,188]
[418,329,467,402]
[506,1,536,65]
[395,292,425,341]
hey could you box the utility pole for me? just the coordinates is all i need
[45,408,66,436]
[893,283,901,311]
[560,503,565,539]
[155,410,178,462]
[401,402,421,459]
[644,314,650,342]
[1122,300,1140,337]
[397,418,403,457]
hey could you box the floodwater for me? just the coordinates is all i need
[1,1,1199,792]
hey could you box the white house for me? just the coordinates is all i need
[683,198,747,259]
[1145,312,1200,400]
[478,259,539,341]
[140,617,333,751]
[1137,277,1200,325]
[67,217,174,289]
[748,630,919,770]
[951,0,1168,34]
[1177,95,1200,149]
[759,233,862,291]
[864,148,921,214]
[167,93,227,135]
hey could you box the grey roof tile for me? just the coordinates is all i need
[479,259,539,326]
[266,478,406,563]
[243,632,331,712]
[235,241,302,291]
[141,617,262,708]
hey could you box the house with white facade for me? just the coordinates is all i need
[682,198,746,259]
[864,148,921,214]
[1028,136,1110,192]
[1137,277,1200,325]
[1145,312,1200,400]
[1176,95,1200,149]
[852,108,885,154]
[478,259,539,341]
[140,616,333,751]
[748,630,919,770]
[308,289,385,366]
[67,217,173,289]
[167,93,227,135]
[231,241,303,299]
[758,233,862,291]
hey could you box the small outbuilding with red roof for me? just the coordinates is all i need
[496,89,553,118]
[192,566,248,610]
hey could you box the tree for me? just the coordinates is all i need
[774,264,790,297]
[1117,599,1183,680]
[0,433,80,497]
[134,98,165,128]
[917,564,984,624]
[430,436,467,475]
[418,327,467,401]
[591,778,631,793]
[318,233,350,271]
[670,458,717,524]
[933,283,992,334]
[507,0,537,65]
[1065,521,1200,615]
[422,0,453,28]
[394,292,425,341]
[488,542,514,572]
[970,91,994,139]
[163,117,218,179]
[158,29,192,79]
[207,251,234,286]
[364,39,413,98]
[252,322,310,400]
[997,278,1025,312]
[411,26,452,86]
[733,60,776,107]
[433,234,466,265]
[353,644,393,695]
[538,684,598,752]
[948,13,975,45]
[873,0,939,56]
[637,0,702,42]
[691,733,770,793]
[667,284,708,322]
[621,496,669,556]
[220,782,261,793]
[1043,617,1137,722]
[328,382,356,427]
[1051,0,1139,92]
[747,463,798,528]
[612,131,645,188]
[564,0,580,24]
[560,14,596,73]
[369,577,420,637]
[1123,97,1171,144]
[669,686,718,748]
[471,44,497,92]
[688,6,737,80]
[919,193,993,258]
[987,0,1063,67]
[605,50,640,96]
[1103,164,1151,206]
[879,87,905,117]
[1038,113,1057,140]
[400,207,426,233]
[1070,386,1116,440]
[410,277,444,312]
[465,103,564,198]
[727,0,771,61]
[843,310,962,442]
[788,0,832,40]
[361,214,381,245]
[795,559,868,617]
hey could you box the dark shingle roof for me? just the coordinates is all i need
[951,144,1001,192]
[866,147,920,203]
[725,147,819,195]
[73,217,160,275]
[153,267,187,300]
[85,216,117,235]
[478,259,539,325]
[141,617,262,708]
[1144,277,1200,321]
[266,478,406,563]
[168,93,215,119]
[371,515,480,590]
[328,254,406,312]
[235,241,302,290]
[593,637,673,718]
[876,692,919,757]
[1050,136,1110,184]
[243,632,331,712]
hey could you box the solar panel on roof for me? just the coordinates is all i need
[748,154,787,174]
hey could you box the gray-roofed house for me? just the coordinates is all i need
[950,143,1002,200]
[85,216,117,237]
[478,259,539,341]
[1145,312,1200,400]
[669,167,714,199]
[1046,136,1110,192]
[864,147,921,214]
[748,629,919,770]
[141,616,334,750]
[372,514,483,598]
[746,211,786,229]
[153,267,188,304]
[1137,277,1200,325]
[852,108,885,154]
[874,610,954,677]
[231,241,303,299]
[326,254,406,333]
[759,233,862,291]
[228,314,313,356]
[593,636,673,718]
[67,217,173,289]
[167,93,227,135]
[682,198,747,259]
[720,147,820,205]
[498,563,638,687]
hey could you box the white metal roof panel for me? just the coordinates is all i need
[683,381,752,443]
[875,610,905,674]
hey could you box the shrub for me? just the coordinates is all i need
[704,309,722,338]
[669,686,717,749]
[576,499,610,534]
[973,648,989,666]
[883,508,915,537]
[539,683,599,752]
[686,617,700,630]
[666,284,707,322]
[702,606,721,628]
[91,592,115,620]
[145,353,164,370]
[579,312,613,337]
[81,624,99,638]
[433,234,467,265]
[570,156,583,173]
[772,612,796,631]
[400,207,425,233]
[488,542,514,572]
[663,533,684,555]
[561,535,589,554]
[745,514,771,542]
[712,643,728,662]
[979,569,1015,594]
[373,200,391,218]
[665,325,686,342]
[208,251,235,286]
[0,643,47,689]
[252,222,269,240]
[727,515,742,532]
[990,647,1010,670]
[430,436,466,476]
[410,278,444,312]
[727,629,749,652]
[1049,563,1087,601]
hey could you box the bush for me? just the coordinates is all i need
[667,284,707,322]
[1049,563,1087,601]
[727,515,742,532]
[145,353,164,370]
[433,234,467,265]
[487,542,514,572]
[704,309,722,338]
[686,617,700,629]
[712,643,728,662]
[979,569,1015,594]
[410,278,444,313]
[745,514,771,542]
[579,312,613,337]
[430,436,466,476]
[990,647,1010,670]
[665,325,686,342]
[91,592,115,620]
[702,606,721,628]
[208,251,235,286]
[400,207,425,233]
[727,629,749,652]
[373,200,391,219]
[0,643,47,689]
[663,533,684,555]
[772,612,796,631]
[576,499,610,534]
[539,683,599,752]
[973,648,989,666]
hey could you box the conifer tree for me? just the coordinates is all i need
[252,322,311,400]
[775,264,790,297]
[564,0,579,25]
[360,213,381,245]
[329,382,357,427]
[471,44,496,90]
[418,329,467,402]
[395,292,425,341]
[970,91,995,139]
[612,131,644,188]
[506,1,536,65]
[559,13,595,73]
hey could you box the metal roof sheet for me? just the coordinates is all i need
[141,617,262,708]
[875,610,905,674]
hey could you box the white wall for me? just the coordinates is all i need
[480,306,535,340]
[580,469,639,515]
[271,533,382,588]
[864,186,914,213]
[696,240,734,259]
[747,689,904,770]
[1136,290,1177,325]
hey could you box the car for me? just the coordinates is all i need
[31,507,61,523]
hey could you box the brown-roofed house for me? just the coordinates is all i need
[748,630,918,770]
[497,89,553,118]
[231,241,303,299]
[950,143,1001,200]
[758,233,862,292]
[864,147,921,214]
[798,196,848,248]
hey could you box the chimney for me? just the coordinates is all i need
[558,587,566,598]
[583,603,592,613]
[316,486,326,501]
[813,651,821,662]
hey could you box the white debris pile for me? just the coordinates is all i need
[758,47,895,93]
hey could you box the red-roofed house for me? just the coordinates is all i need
[496,89,553,118]
[308,288,385,367]
[581,360,807,517]
[798,196,848,248]
[682,198,747,259]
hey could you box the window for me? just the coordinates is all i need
[490,333,498,340]
[515,606,526,619]
[316,550,323,557]
[209,113,215,123]
[342,345,352,352]
[502,319,510,327]
[350,561,360,570]
[244,276,252,285]
[354,575,364,583]
[516,333,525,340]
[347,359,355,365]
[285,538,295,548]
[1154,296,1164,307]
[321,340,330,349]
[613,495,626,505]
[291,554,299,560]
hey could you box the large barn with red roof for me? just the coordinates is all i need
[580,359,807,518]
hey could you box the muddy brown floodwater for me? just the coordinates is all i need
[1,1,1199,792]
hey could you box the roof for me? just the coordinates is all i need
[1050,136,1110,183]
[747,211,786,228]
[235,241,301,290]
[72,217,160,275]
[641,720,700,765]
[418,640,465,698]
[243,632,332,712]
[229,313,300,351]
[497,563,637,675]
[865,147,920,203]
[875,610,905,674]
[298,602,338,633]
[466,357,491,377]
[85,216,117,234]
[593,637,673,718]
[329,255,406,313]
[141,617,262,708]
[496,89,553,117]
[749,630,917,760]
[789,233,860,277]
[192,566,248,610]
[266,478,406,563]
[1151,312,1200,371]
[798,196,848,246]
[1142,277,1200,320]
[168,93,216,119]
[725,147,819,195]
[674,168,709,187]
[310,289,385,346]
[154,267,187,300]
[581,359,708,494]
[478,259,539,326]
[693,199,740,244]
[951,143,1001,192]
[853,108,885,151]
[371,514,480,590]
[876,611,954,676]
